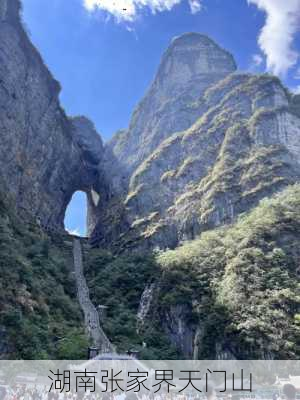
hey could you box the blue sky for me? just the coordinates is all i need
[22,0,300,235]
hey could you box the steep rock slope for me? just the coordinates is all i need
[92,39,300,251]
[107,33,236,175]
[123,75,300,246]
[92,33,238,246]
[86,185,300,359]
[0,0,299,361]
[0,0,105,231]
[0,190,88,359]
[154,185,300,359]
[2,0,300,257]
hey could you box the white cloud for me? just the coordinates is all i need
[83,0,202,21]
[189,0,202,14]
[249,53,264,72]
[248,0,300,76]
[252,53,264,67]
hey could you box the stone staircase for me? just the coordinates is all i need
[73,238,115,354]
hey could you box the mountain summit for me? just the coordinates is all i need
[157,33,237,95]
[108,33,237,171]
[1,0,300,253]
[0,0,299,360]
[95,35,300,252]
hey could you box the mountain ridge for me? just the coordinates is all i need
[3,0,300,254]
[0,0,299,360]
[95,72,300,252]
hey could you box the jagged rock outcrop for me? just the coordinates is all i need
[0,0,106,231]
[1,0,300,361]
[92,33,238,246]
[121,74,300,247]
[91,34,300,251]
[107,33,237,180]
[2,0,300,257]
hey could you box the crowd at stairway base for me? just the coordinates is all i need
[2,384,297,400]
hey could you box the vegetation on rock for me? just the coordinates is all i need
[0,194,88,359]
[86,185,300,359]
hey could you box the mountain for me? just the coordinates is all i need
[86,185,300,359]
[0,0,105,233]
[108,33,237,171]
[94,39,300,253]
[0,188,88,359]
[0,0,299,359]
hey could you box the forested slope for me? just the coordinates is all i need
[86,185,300,359]
[0,192,88,359]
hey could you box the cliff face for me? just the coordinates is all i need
[92,35,300,252]
[1,0,300,361]
[85,185,300,360]
[106,33,237,183]
[2,0,300,256]
[0,0,105,231]
[119,75,299,247]
[91,33,238,247]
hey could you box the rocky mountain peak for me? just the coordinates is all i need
[0,0,299,362]
[107,33,237,174]
[155,32,237,96]
[3,0,300,259]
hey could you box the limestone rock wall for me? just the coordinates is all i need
[0,0,105,230]
[2,0,300,254]
[93,37,300,251]
[107,33,237,178]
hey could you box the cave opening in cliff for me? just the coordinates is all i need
[64,191,88,237]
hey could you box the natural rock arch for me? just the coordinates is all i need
[64,191,88,237]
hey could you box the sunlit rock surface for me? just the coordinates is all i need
[0,0,105,230]
[1,0,300,254]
